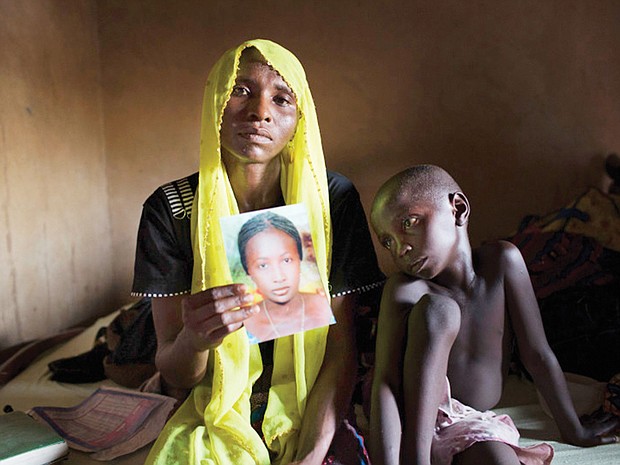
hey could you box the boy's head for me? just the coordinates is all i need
[371,165,470,279]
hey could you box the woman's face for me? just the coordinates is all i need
[244,227,301,304]
[220,49,298,166]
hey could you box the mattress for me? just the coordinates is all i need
[1,311,618,464]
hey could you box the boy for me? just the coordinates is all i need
[368,165,619,465]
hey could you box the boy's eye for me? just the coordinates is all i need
[403,217,419,230]
[381,238,393,250]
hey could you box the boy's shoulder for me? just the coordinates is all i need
[473,239,528,286]
[475,239,523,268]
[383,272,434,306]
[382,241,523,304]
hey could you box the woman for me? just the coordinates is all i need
[132,39,384,465]
[237,210,334,343]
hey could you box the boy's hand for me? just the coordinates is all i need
[566,410,620,446]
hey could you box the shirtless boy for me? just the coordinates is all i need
[368,165,619,465]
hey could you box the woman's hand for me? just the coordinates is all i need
[181,283,259,352]
[152,287,258,389]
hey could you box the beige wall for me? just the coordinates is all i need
[0,1,113,348]
[1,0,619,347]
[99,0,620,279]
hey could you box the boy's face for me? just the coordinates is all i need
[371,192,459,280]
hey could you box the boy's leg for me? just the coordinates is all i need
[401,294,461,465]
[453,441,521,465]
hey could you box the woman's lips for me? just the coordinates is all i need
[238,127,272,142]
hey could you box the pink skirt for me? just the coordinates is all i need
[432,378,554,465]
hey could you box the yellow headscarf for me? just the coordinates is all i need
[146,39,332,465]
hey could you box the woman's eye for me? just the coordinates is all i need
[231,86,249,97]
[381,238,392,250]
[274,94,293,107]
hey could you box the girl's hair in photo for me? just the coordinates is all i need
[238,211,303,273]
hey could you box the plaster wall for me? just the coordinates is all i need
[1,1,619,348]
[98,0,620,280]
[0,0,113,348]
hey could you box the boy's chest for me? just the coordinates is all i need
[447,282,511,408]
[450,279,509,362]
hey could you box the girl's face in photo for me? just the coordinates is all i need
[244,227,301,304]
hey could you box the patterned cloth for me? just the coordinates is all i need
[604,373,620,417]
[538,188,620,252]
[508,188,620,299]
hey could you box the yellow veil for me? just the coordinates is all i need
[146,39,332,465]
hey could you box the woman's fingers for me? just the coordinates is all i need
[181,284,260,348]
[207,305,261,342]
[182,284,253,326]
[212,292,256,315]
[184,283,250,311]
[197,305,260,348]
[217,304,260,329]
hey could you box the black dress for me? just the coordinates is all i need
[132,170,385,300]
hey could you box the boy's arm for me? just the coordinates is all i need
[369,276,457,465]
[502,241,619,446]
[368,277,409,465]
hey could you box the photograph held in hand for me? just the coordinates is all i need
[220,203,335,343]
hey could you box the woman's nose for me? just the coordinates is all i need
[247,94,271,122]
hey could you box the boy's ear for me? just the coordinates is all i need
[450,192,470,226]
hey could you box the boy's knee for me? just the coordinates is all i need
[411,294,461,340]
[454,440,520,465]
